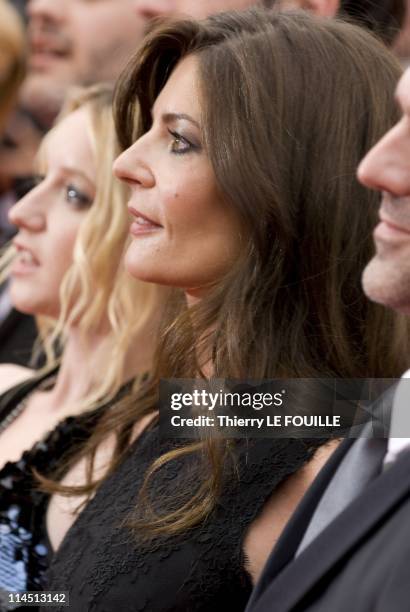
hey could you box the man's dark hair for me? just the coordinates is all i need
[340,0,405,45]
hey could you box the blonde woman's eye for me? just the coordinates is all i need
[65,184,93,209]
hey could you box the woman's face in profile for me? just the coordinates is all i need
[8,107,95,318]
[114,55,243,299]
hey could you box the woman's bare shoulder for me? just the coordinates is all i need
[0,364,35,396]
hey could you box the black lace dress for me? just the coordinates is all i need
[0,370,124,612]
[44,426,327,612]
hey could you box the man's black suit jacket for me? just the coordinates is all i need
[247,436,410,612]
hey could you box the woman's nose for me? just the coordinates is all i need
[113,144,156,189]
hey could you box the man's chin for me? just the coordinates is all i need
[362,257,410,314]
[19,73,71,128]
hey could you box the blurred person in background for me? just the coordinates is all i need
[278,0,405,44]
[20,0,146,129]
[9,0,28,22]
[132,0,276,21]
[132,0,405,44]
[0,85,162,603]
[0,0,25,134]
[0,0,26,244]
[393,0,410,63]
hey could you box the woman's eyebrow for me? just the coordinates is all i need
[161,112,200,129]
[59,165,95,189]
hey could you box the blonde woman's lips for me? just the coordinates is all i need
[10,242,40,276]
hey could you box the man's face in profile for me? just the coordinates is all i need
[22,0,145,124]
[358,68,410,315]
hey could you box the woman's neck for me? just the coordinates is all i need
[184,290,216,378]
[46,329,111,410]
[43,315,158,412]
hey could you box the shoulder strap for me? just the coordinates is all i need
[0,364,59,421]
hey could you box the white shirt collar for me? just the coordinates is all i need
[385,369,410,465]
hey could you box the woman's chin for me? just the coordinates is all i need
[9,289,57,319]
[124,254,156,284]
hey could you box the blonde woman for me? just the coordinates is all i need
[0,85,161,597]
[0,0,25,134]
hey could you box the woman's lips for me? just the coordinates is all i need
[128,206,162,236]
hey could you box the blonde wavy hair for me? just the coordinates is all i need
[2,84,160,408]
[0,0,26,132]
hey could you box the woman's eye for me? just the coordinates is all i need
[168,130,194,155]
[65,184,93,209]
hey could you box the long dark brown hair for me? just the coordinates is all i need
[42,9,410,536]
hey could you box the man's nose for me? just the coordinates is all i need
[133,0,175,22]
[357,125,410,198]
[27,0,67,25]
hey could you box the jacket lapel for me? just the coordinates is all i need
[249,437,355,605]
[252,448,410,612]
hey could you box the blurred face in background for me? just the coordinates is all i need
[277,0,340,16]
[21,0,145,126]
[133,0,261,22]
[394,0,410,64]
[8,107,95,318]
[0,109,44,196]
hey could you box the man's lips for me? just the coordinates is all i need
[374,211,410,244]
[128,205,163,235]
[378,211,410,235]
[28,32,71,68]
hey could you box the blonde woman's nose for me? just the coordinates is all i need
[8,193,46,232]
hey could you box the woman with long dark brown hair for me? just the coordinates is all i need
[43,9,410,611]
